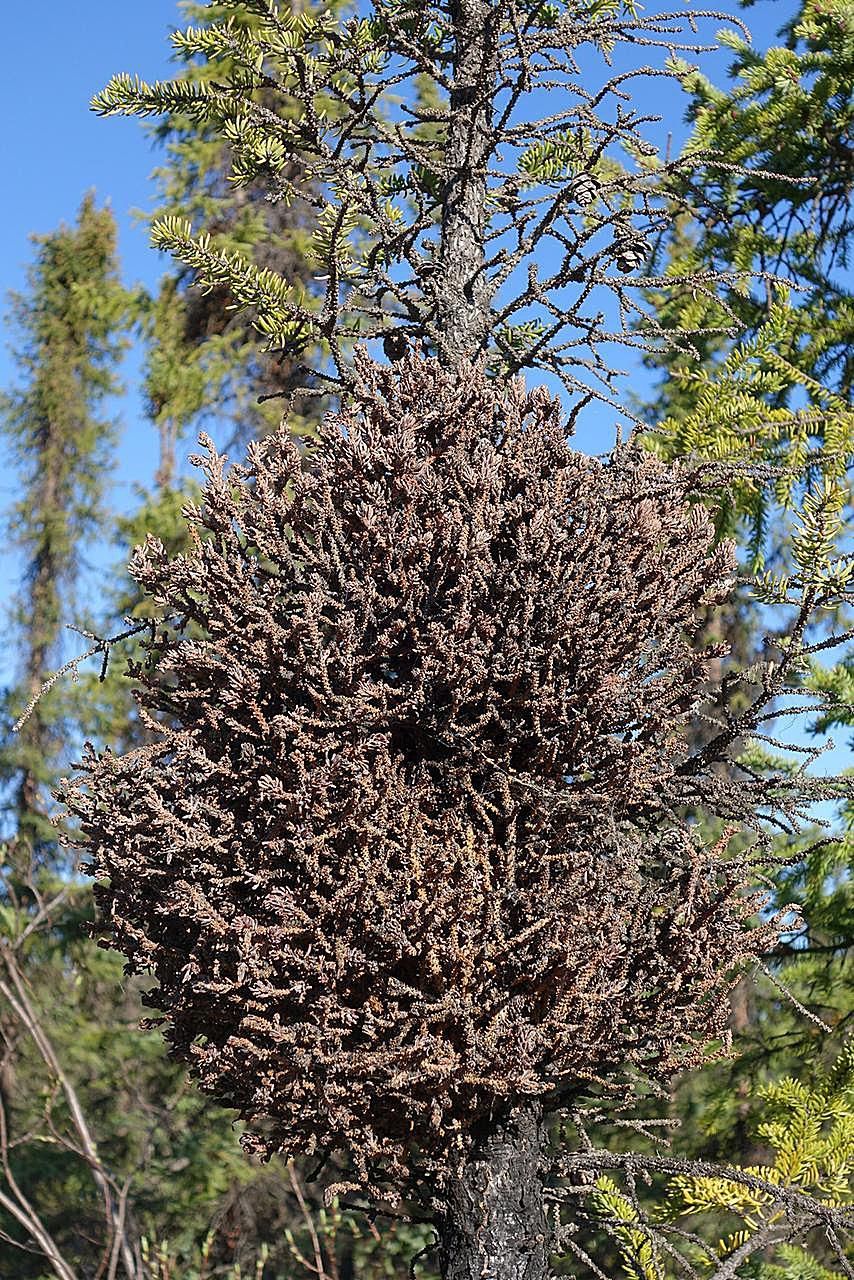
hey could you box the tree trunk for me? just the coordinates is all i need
[16,420,62,847]
[437,0,499,367]
[437,1101,550,1280]
[435,13,546,1276]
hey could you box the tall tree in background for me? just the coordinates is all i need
[0,196,129,855]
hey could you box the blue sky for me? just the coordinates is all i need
[1,3,176,304]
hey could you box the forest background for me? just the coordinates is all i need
[0,0,851,1276]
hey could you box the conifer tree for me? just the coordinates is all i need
[637,0,852,571]
[0,195,129,854]
[636,0,853,1143]
[30,2,853,1277]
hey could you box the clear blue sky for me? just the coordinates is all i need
[1,3,178,304]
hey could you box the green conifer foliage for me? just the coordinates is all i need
[642,0,853,554]
[582,1045,853,1278]
[0,196,129,854]
[139,0,342,455]
[91,0,779,421]
[669,0,852,397]
[636,2,853,1145]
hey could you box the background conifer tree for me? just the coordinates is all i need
[636,0,853,1164]
[0,195,129,856]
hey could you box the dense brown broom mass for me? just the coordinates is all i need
[60,352,781,1191]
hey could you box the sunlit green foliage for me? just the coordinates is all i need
[639,3,852,1175]
[587,1048,853,1278]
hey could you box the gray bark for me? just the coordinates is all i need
[437,1101,550,1280]
[436,0,499,366]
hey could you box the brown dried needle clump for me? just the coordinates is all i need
[60,351,780,1192]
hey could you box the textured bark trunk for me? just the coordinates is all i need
[16,437,61,841]
[729,976,758,1163]
[436,0,499,367]
[438,1101,550,1280]
[154,416,178,493]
